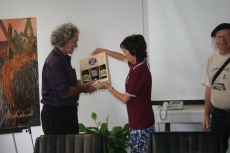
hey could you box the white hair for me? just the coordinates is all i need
[211,37,219,52]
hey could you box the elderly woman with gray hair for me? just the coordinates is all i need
[41,23,96,135]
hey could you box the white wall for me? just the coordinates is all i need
[149,0,230,100]
[0,1,144,153]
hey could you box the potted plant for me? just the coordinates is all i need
[79,112,130,153]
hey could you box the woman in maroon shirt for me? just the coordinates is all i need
[91,34,155,153]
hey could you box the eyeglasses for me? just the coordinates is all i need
[215,34,230,40]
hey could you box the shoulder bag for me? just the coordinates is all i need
[212,57,230,85]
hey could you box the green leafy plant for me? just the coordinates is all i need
[79,112,130,153]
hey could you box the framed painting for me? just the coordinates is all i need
[0,17,39,134]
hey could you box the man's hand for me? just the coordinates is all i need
[82,81,97,94]
[202,115,211,132]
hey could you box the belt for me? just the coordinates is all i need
[212,106,230,114]
[43,102,78,108]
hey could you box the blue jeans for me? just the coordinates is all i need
[210,106,230,152]
[129,125,155,153]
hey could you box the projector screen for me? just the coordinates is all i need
[148,0,230,104]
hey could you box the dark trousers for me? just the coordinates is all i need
[41,104,79,135]
[210,106,230,152]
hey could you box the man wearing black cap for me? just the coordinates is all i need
[201,23,230,152]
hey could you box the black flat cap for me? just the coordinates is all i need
[211,23,230,37]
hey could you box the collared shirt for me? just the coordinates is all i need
[41,47,79,107]
[126,59,155,129]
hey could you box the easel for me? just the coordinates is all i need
[25,122,35,151]
[11,124,34,153]
[12,133,18,153]
[1,122,35,153]
[0,128,22,153]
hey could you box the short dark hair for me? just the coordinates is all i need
[120,34,147,61]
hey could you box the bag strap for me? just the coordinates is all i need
[212,57,230,85]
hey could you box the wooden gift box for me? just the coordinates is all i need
[79,52,111,88]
